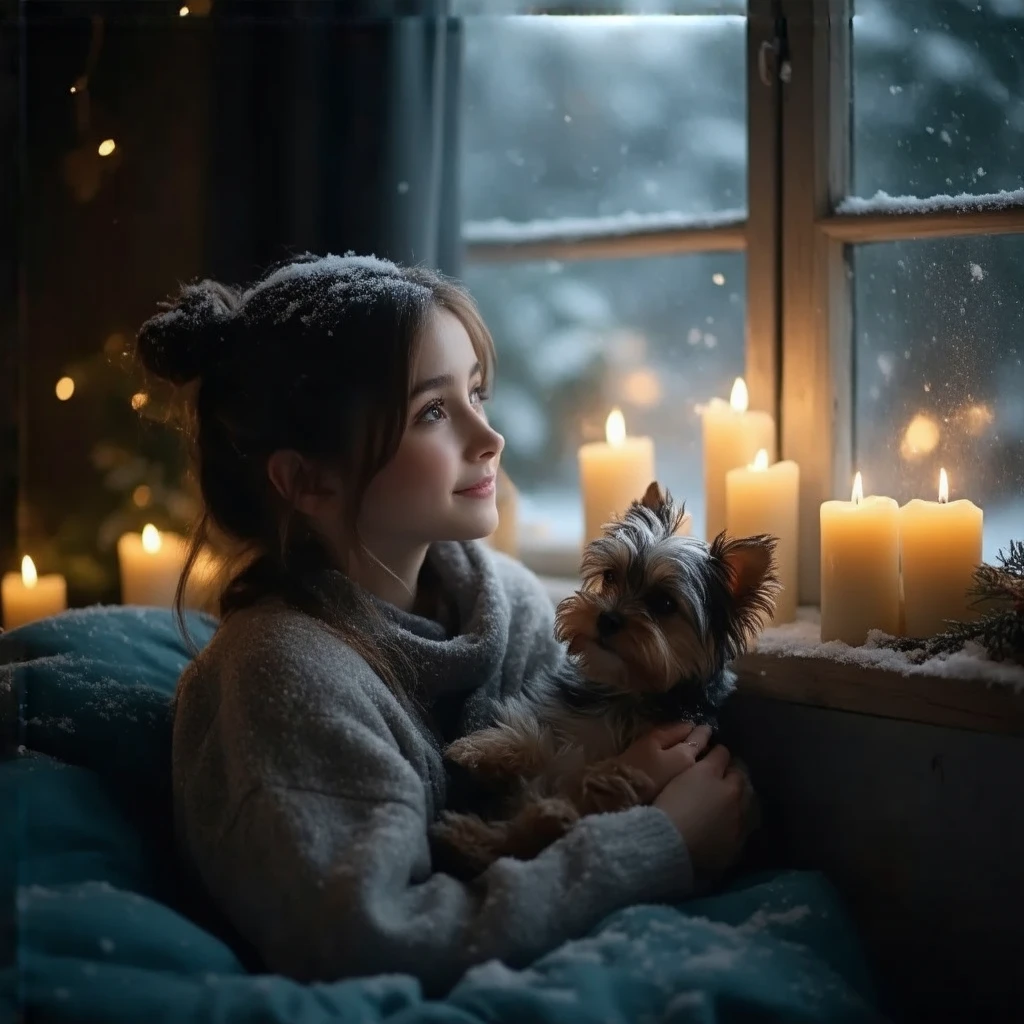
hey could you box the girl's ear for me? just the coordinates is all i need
[267,450,342,516]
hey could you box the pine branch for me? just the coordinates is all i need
[877,539,1024,667]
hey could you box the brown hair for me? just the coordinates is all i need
[135,252,496,698]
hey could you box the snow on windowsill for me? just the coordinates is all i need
[463,207,746,245]
[748,607,1024,692]
[835,187,1024,217]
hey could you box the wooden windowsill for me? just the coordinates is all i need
[537,577,1024,738]
[732,651,1024,738]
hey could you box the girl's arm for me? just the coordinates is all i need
[214,776,690,995]
[173,613,694,996]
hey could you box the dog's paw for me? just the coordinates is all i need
[444,735,485,770]
[444,726,531,779]
[429,811,506,879]
[577,761,651,814]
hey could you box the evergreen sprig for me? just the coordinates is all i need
[877,540,1024,666]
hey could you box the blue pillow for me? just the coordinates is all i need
[0,605,217,801]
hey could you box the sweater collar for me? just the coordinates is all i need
[309,540,510,698]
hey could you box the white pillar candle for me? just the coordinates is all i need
[899,468,983,639]
[1,556,67,630]
[701,378,776,542]
[578,409,656,544]
[725,450,800,624]
[820,473,901,645]
[117,524,187,607]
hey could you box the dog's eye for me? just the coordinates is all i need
[601,569,616,587]
[645,590,676,616]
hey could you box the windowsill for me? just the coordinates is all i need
[536,575,1024,738]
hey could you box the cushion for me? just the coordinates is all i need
[1,605,217,801]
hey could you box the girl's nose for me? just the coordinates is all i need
[472,418,504,462]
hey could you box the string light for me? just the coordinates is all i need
[98,138,116,157]
[131,392,149,410]
[179,5,189,14]
[55,377,75,401]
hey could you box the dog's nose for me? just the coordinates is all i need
[597,610,624,638]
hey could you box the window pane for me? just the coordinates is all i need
[461,14,747,226]
[852,0,1024,201]
[853,235,1023,563]
[465,253,746,548]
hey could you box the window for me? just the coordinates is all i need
[852,236,1023,563]
[459,5,755,565]
[462,0,1024,599]
[464,252,746,546]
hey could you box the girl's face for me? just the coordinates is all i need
[356,307,505,551]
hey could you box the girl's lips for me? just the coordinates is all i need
[454,476,496,498]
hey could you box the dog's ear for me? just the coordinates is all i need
[641,481,666,510]
[711,533,781,638]
[639,481,686,534]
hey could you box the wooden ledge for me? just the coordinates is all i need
[733,651,1024,737]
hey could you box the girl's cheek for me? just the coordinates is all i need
[390,434,453,494]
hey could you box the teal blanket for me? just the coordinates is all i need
[2,606,887,1023]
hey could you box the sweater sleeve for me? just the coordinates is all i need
[174,618,694,996]
[212,750,692,996]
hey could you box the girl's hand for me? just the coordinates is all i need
[653,743,754,874]
[613,721,713,799]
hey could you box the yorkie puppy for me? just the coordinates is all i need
[430,481,780,879]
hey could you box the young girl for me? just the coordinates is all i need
[139,252,754,996]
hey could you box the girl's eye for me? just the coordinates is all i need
[602,569,616,587]
[471,384,490,405]
[419,399,445,423]
[645,590,676,616]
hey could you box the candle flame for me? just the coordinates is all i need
[605,408,626,446]
[851,472,863,505]
[141,524,162,553]
[751,448,769,471]
[938,467,949,504]
[21,555,38,588]
[729,377,748,413]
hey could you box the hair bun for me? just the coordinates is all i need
[136,280,241,385]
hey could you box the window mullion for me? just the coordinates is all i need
[779,0,851,605]
[744,0,782,422]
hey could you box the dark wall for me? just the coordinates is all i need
[723,696,1024,1024]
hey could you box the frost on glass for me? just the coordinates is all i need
[852,0,1024,201]
[465,253,746,544]
[461,15,746,224]
[853,236,1023,562]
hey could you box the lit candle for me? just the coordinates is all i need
[579,409,656,544]
[725,449,800,624]
[117,524,187,607]
[701,378,776,542]
[2,556,67,630]
[820,473,901,645]
[899,468,983,639]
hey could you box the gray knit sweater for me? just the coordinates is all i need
[172,540,694,995]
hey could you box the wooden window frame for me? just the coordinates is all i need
[781,0,1024,603]
[462,0,1024,608]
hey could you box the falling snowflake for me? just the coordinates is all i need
[969,263,985,282]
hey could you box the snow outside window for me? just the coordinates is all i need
[460,12,748,557]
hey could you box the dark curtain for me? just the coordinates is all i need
[1,7,21,575]
[205,0,463,284]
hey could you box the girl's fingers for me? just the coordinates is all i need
[652,720,695,747]
[681,724,713,755]
[699,743,731,776]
